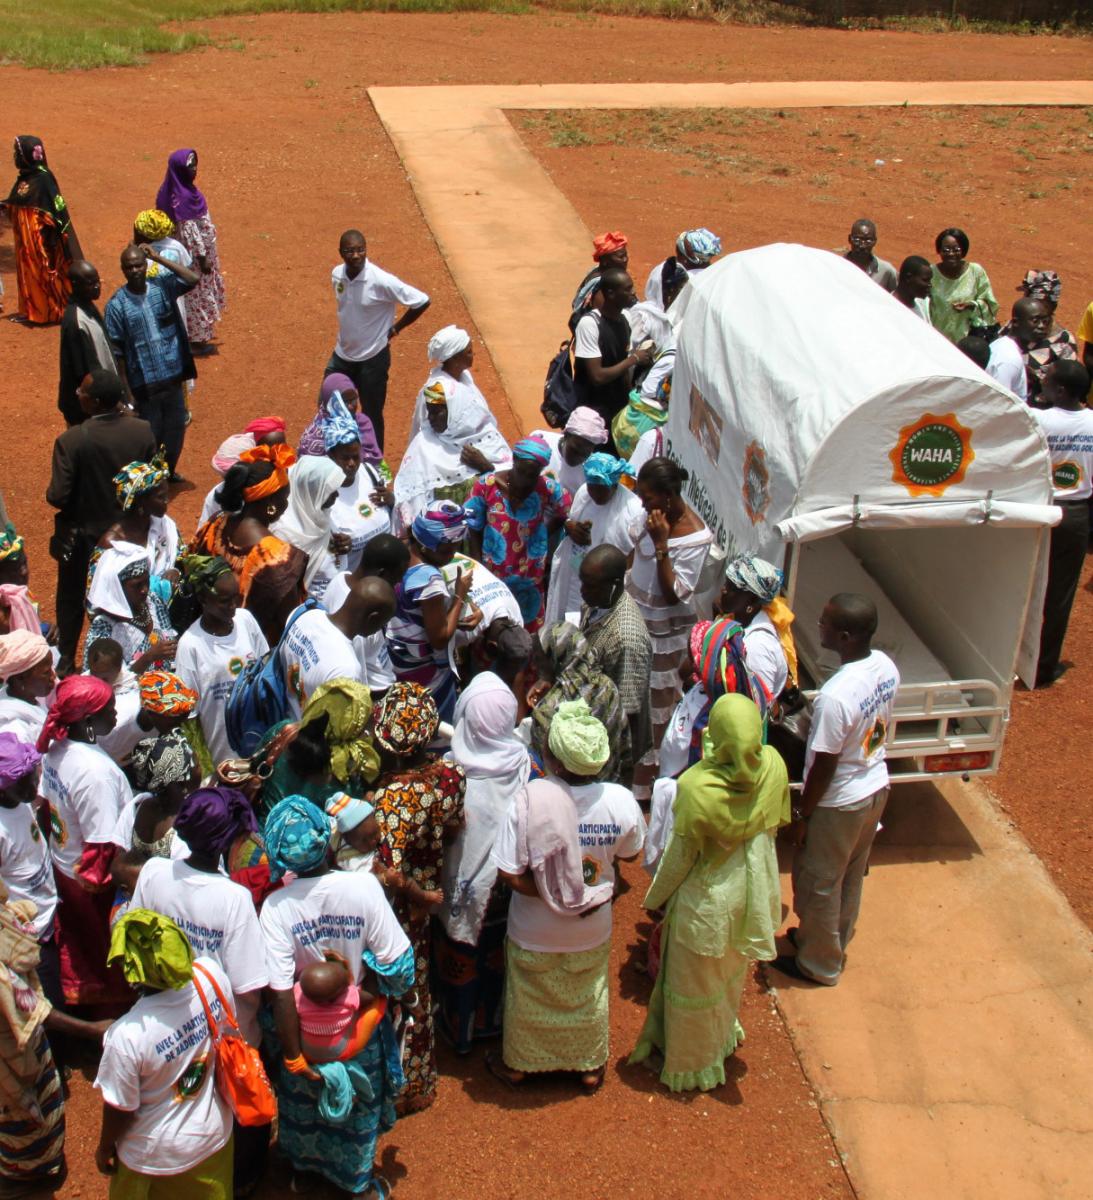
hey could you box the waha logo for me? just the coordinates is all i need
[889,412,974,497]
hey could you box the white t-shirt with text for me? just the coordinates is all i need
[280,608,364,719]
[321,572,396,691]
[40,741,132,877]
[1033,406,1093,502]
[0,803,57,938]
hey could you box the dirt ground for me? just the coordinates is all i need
[0,10,1090,1197]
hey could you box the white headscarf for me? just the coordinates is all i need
[87,542,151,620]
[273,457,346,590]
[395,370,512,522]
[427,325,471,365]
[440,672,530,944]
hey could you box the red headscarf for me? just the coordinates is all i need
[37,675,114,754]
[592,231,628,261]
[244,416,287,440]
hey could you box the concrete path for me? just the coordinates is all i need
[369,80,1093,430]
[369,79,1093,1198]
[772,779,1093,1199]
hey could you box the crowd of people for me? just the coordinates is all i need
[0,133,1090,1200]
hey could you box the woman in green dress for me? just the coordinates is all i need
[630,693,789,1093]
[928,226,998,343]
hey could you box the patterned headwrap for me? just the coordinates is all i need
[564,407,609,445]
[676,228,722,266]
[423,381,447,407]
[138,670,198,717]
[1017,270,1062,306]
[133,209,175,241]
[583,452,634,489]
[244,416,288,440]
[0,732,41,791]
[325,791,376,835]
[37,675,113,753]
[372,681,440,755]
[724,555,783,605]
[427,326,471,365]
[0,631,50,681]
[265,796,333,882]
[548,698,610,776]
[108,909,194,992]
[698,618,770,716]
[174,786,257,859]
[322,394,361,452]
[180,554,233,597]
[211,432,256,476]
[0,524,25,562]
[512,436,552,465]
[689,619,712,681]
[239,443,296,503]
[592,231,628,261]
[300,679,380,784]
[411,501,468,550]
[113,455,169,512]
[129,730,196,793]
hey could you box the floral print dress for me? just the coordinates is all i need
[464,473,570,631]
[178,212,225,343]
[372,759,466,1111]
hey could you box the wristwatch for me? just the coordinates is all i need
[791,804,805,822]
[655,549,668,561]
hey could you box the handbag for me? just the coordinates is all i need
[192,962,276,1127]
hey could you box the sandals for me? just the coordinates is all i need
[359,1175,391,1198]
[580,1068,605,1094]
[485,1050,526,1089]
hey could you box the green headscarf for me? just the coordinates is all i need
[301,678,380,784]
[108,909,194,992]
[548,698,610,776]
[673,694,790,855]
[180,553,233,596]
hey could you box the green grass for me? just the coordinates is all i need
[0,0,1088,71]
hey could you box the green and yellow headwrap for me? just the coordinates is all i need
[113,454,169,512]
[301,678,380,784]
[0,524,25,563]
[108,908,194,991]
[548,698,610,777]
[134,208,175,241]
[180,553,233,596]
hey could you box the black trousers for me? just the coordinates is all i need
[55,532,95,664]
[133,378,187,473]
[325,345,391,452]
[1038,498,1090,682]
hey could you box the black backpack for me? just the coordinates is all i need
[541,338,579,429]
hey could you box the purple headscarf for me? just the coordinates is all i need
[0,731,40,791]
[300,375,383,464]
[173,785,257,859]
[155,149,208,223]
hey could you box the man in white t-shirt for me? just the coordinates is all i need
[281,580,395,718]
[326,229,430,453]
[1032,360,1093,686]
[985,326,1029,402]
[322,533,409,697]
[771,593,899,987]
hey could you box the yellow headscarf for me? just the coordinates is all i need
[301,678,380,784]
[764,596,799,688]
[673,694,790,857]
[134,208,175,241]
[108,909,194,991]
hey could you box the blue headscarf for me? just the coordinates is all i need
[264,796,332,881]
[512,436,552,465]
[583,452,634,489]
[676,228,722,266]
[322,394,361,452]
[724,554,783,604]
[411,501,467,550]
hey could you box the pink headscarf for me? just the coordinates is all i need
[211,432,256,476]
[0,630,50,681]
[564,406,609,445]
[244,416,288,440]
[37,675,113,754]
[0,586,41,635]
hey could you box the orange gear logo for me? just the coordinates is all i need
[889,412,974,497]
[742,441,770,525]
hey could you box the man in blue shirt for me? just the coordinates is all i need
[105,244,200,478]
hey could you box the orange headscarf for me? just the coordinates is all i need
[592,231,627,261]
[239,443,296,503]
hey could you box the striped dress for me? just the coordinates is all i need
[625,526,713,799]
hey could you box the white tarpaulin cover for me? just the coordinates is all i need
[665,243,1056,689]
[666,243,1054,562]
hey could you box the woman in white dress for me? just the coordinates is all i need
[395,326,510,531]
[543,452,645,631]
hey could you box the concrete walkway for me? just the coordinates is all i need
[369,80,1093,430]
[369,79,1093,1198]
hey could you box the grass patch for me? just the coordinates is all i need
[0,0,1088,71]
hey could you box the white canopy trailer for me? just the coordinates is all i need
[667,243,1058,783]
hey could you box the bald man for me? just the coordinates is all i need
[58,259,118,426]
[771,592,900,987]
[1001,296,1077,405]
[279,580,396,718]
